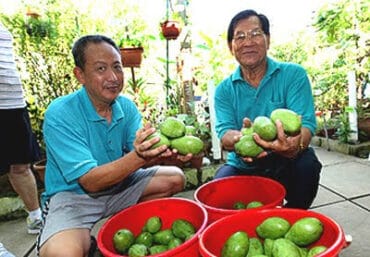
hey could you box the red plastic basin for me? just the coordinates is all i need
[199,208,346,257]
[194,176,286,224]
[97,197,208,257]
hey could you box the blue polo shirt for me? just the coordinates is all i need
[214,57,316,169]
[42,87,142,201]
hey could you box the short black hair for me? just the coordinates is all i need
[72,35,120,69]
[227,9,270,44]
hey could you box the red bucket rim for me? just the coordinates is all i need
[97,197,208,257]
[194,175,286,214]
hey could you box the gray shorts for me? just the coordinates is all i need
[37,167,157,249]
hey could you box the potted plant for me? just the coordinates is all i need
[160,20,181,40]
[357,98,370,139]
[118,35,144,68]
[32,159,46,183]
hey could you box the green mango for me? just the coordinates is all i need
[233,201,247,210]
[247,237,264,257]
[270,108,301,136]
[271,238,301,257]
[234,134,264,158]
[149,244,168,255]
[168,238,183,249]
[146,132,170,149]
[159,117,186,138]
[298,246,309,257]
[263,238,274,257]
[221,231,250,257]
[307,245,327,257]
[171,219,196,240]
[285,217,323,247]
[253,116,277,141]
[128,243,148,257]
[241,127,254,136]
[153,229,174,245]
[185,125,197,135]
[113,228,135,254]
[246,201,264,209]
[170,135,204,155]
[135,231,153,248]
[143,216,162,234]
[256,217,291,240]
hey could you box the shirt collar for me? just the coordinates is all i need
[79,87,123,122]
[231,57,280,83]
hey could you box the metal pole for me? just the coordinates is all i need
[166,39,170,108]
[165,0,170,108]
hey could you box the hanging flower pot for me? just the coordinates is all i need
[161,20,181,40]
[26,11,41,19]
[26,7,41,19]
[119,47,144,68]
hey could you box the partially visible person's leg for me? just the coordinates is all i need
[139,165,185,201]
[283,147,322,209]
[8,164,39,211]
[38,192,106,257]
[39,228,91,257]
[8,163,42,234]
[1,108,42,234]
[213,164,241,179]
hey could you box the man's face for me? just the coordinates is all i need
[74,42,124,106]
[229,16,270,68]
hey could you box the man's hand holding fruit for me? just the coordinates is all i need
[134,117,204,165]
[222,108,308,162]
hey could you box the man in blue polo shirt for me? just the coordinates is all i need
[213,9,322,210]
[38,35,191,257]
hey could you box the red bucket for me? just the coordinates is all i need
[199,208,347,257]
[97,197,208,257]
[194,176,286,224]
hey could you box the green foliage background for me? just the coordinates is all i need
[0,0,369,153]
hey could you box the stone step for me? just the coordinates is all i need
[311,136,370,158]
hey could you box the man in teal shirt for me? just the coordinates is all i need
[38,35,191,257]
[214,9,322,209]
[42,86,144,200]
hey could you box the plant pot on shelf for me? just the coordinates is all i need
[119,47,144,68]
[161,20,181,40]
[32,159,46,183]
[358,118,370,139]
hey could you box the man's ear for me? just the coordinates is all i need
[265,35,270,50]
[228,42,235,56]
[73,66,85,84]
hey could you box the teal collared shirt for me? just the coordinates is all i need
[214,57,316,169]
[42,87,142,202]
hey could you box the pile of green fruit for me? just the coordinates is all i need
[235,108,302,158]
[233,200,264,210]
[147,116,204,155]
[221,216,326,257]
[113,216,196,256]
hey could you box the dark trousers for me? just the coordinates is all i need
[214,147,322,209]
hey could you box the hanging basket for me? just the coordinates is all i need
[26,11,41,19]
[161,20,181,40]
[119,47,144,68]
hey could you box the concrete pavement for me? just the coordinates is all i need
[0,146,369,257]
